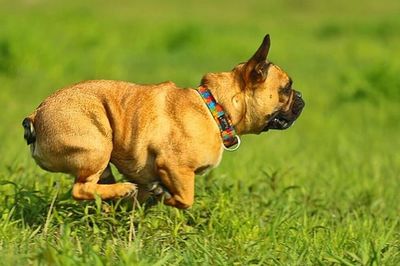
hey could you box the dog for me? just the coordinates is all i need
[22,34,304,209]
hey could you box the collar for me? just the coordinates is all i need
[196,86,241,151]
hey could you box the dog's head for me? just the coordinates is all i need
[230,34,305,134]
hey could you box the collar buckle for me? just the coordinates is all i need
[223,135,241,152]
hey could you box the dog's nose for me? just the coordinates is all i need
[292,93,305,116]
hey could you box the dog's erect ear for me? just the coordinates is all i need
[249,34,271,63]
[243,34,271,84]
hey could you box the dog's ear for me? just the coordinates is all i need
[243,34,271,84]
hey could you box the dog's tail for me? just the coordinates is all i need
[22,116,36,145]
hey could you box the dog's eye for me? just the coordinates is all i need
[281,79,293,95]
[281,86,291,95]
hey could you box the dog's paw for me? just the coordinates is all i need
[146,182,171,199]
[119,182,138,198]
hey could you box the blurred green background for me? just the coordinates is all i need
[0,0,399,264]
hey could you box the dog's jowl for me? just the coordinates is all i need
[22,34,304,209]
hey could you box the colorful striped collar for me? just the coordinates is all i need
[196,86,241,151]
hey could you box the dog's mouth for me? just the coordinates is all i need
[263,90,305,131]
[264,115,293,131]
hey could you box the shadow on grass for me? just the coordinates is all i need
[0,179,146,234]
[1,180,50,225]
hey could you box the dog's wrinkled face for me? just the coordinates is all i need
[232,35,305,134]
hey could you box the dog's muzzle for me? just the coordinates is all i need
[263,90,305,131]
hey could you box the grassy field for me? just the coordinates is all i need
[1,0,400,264]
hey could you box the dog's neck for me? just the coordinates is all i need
[200,72,248,135]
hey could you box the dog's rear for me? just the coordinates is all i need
[21,82,139,201]
[22,116,36,145]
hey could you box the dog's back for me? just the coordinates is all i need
[21,79,202,177]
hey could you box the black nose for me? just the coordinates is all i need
[292,92,305,116]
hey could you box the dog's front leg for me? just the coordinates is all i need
[156,161,194,209]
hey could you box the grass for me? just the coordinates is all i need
[0,0,400,264]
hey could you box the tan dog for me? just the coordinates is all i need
[22,35,304,209]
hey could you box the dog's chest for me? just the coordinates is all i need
[195,146,224,175]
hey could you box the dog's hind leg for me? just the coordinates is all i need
[72,168,136,200]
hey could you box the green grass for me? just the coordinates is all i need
[1,0,400,264]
